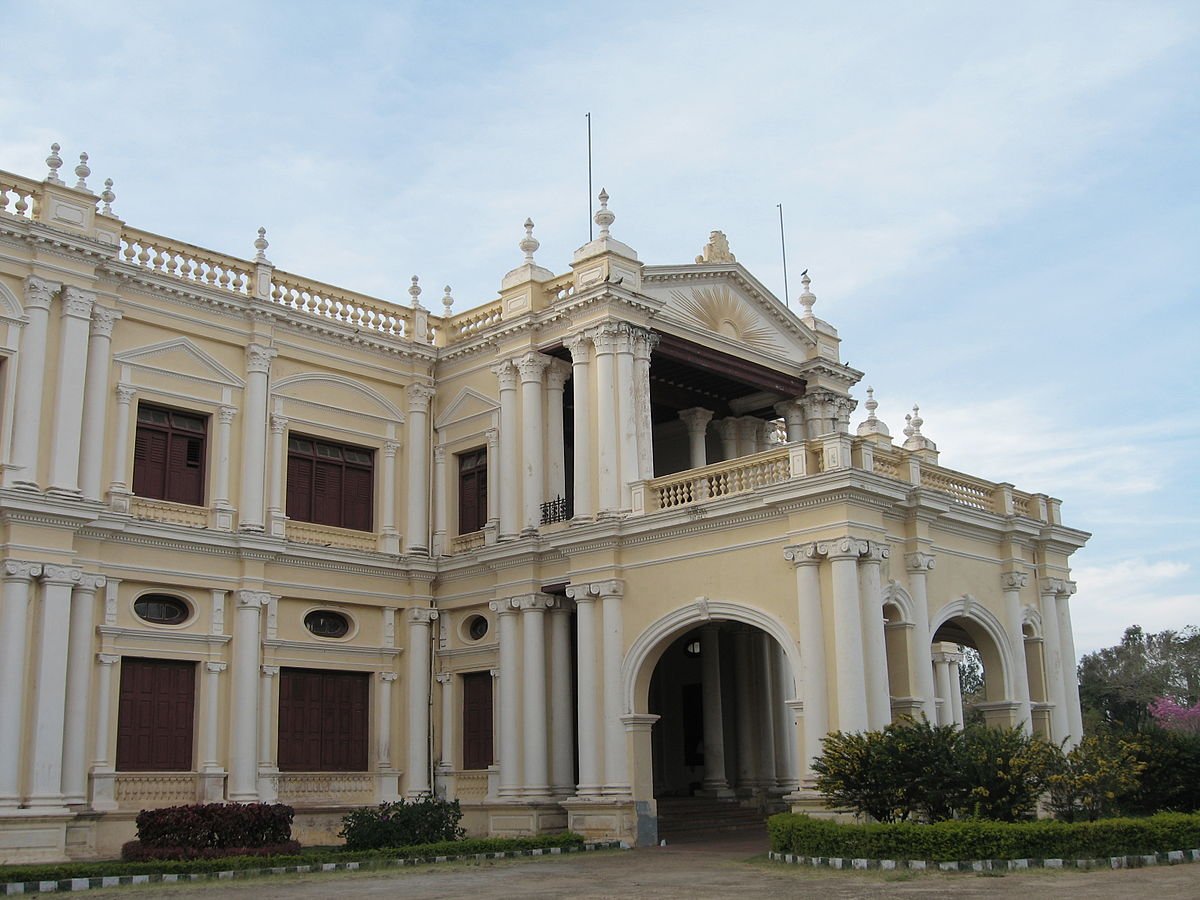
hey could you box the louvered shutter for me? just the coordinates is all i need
[286,455,313,522]
[313,461,342,526]
[343,466,373,531]
[132,428,169,499]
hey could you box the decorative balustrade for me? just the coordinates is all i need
[445,300,503,340]
[544,274,576,304]
[453,771,489,802]
[270,271,409,338]
[114,773,198,809]
[0,173,40,219]
[638,446,793,513]
[276,772,375,805]
[129,497,210,528]
[451,531,486,554]
[921,467,997,512]
[120,227,252,294]
[286,520,378,552]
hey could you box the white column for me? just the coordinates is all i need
[229,589,266,801]
[406,608,437,796]
[1056,582,1083,747]
[0,561,40,808]
[756,631,778,791]
[949,655,965,727]
[379,671,399,770]
[212,406,236,527]
[699,624,729,793]
[566,584,600,796]
[732,627,758,790]
[565,333,594,520]
[108,384,137,507]
[91,653,120,810]
[429,443,444,556]
[6,276,55,489]
[772,642,798,791]
[600,580,628,793]
[545,360,570,503]
[494,362,520,539]
[517,353,550,533]
[615,328,639,507]
[1002,572,1033,733]
[257,665,279,802]
[61,575,104,805]
[47,287,95,496]
[201,662,226,772]
[736,418,759,457]
[78,307,119,499]
[549,604,575,797]
[824,538,868,733]
[489,599,521,798]
[859,542,892,730]
[775,400,805,443]
[632,328,658,481]
[27,564,82,807]
[239,344,275,531]
[516,594,552,797]
[904,552,938,721]
[435,673,453,773]
[784,544,827,779]
[591,325,621,513]
[933,652,954,727]
[1039,580,1070,744]
[716,419,738,461]
[485,427,500,532]
[405,383,435,554]
[266,414,287,536]
[679,408,713,469]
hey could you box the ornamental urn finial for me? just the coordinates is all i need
[409,275,423,308]
[46,143,64,184]
[442,285,454,316]
[254,226,270,262]
[595,188,614,238]
[798,270,816,321]
[100,178,116,216]
[74,152,91,191]
[857,386,891,439]
[519,217,539,264]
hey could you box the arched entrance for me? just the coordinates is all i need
[929,599,1017,729]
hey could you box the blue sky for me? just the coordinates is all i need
[2,1,1196,655]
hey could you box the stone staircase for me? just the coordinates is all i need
[655,796,776,839]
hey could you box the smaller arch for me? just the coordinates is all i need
[1021,604,1044,638]
[273,372,406,422]
[882,580,915,624]
[0,281,23,322]
[929,595,1015,698]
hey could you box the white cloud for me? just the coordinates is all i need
[1070,558,1199,656]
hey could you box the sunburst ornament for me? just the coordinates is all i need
[670,285,780,351]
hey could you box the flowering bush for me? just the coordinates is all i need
[1045,735,1144,822]
[1148,696,1200,734]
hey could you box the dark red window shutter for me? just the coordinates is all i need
[286,456,313,522]
[133,404,207,505]
[132,429,168,499]
[116,657,196,772]
[313,460,342,526]
[462,671,494,770]
[286,435,374,531]
[343,466,373,532]
[278,668,369,772]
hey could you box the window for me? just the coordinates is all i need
[461,671,494,770]
[457,447,487,534]
[304,609,350,639]
[277,668,369,772]
[466,614,489,642]
[116,657,196,771]
[133,404,207,506]
[134,593,190,625]
[286,435,374,531]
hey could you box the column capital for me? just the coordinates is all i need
[491,359,518,391]
[1039,577,1071,598]
[235,589,270,608]
[61,285,96,319]
[76,573,107,592]
[490,668,500,678]
[512,593,556,612]
[90,305,120,338]
[860,540,890,564]
[433,672,451,685]
[24,275,59,310]
[115,383,137,405]
[1001,571,1029,591]
[260,665,280,677]
[931,649,964,664]
[98,653,121,666]
[407,382,436,411]
[783,543,823,566]
[620,713,660,733]
[408,607,439,625]
[564,331,592,361]
[631,327,659,361]
[485,427,499,447]
[376,671,397,683]
[246,343,277,374]
[678,407,714,433]
[588,321,624,354]
[430,443,444,463]
[905,551,937,573]
[564,579,624,600]
[715,418,739,441]
[269,414,288,434]
[774,399,803,421]
[516,351,552,383]
[817,536,869,561]
[2,560,43,581]
[205,661,228,674]
[218,405,237,424]
[545,358,572,391]
[41,564,83,586]
[488,598,518,615]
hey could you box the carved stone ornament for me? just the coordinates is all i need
[235,589,270,608]
[513,593,556,612]
[407,382,436,411]
[62,286,96,319]
[246,343,276,375]
[695,230,736,265]
[115,384,137,405]
[905,551,936,573]
[564,332,592,362]
[2,560,43,580]
[269,414,288,435]
[861,540,890,564]
[516,352,552,383]
[218,406,237,425]
[98,653,121,666]
[408,607,439,624]
[1039,577,1068,597]
[782,542,823,566]
[545,359,572,390]
[588,321,625,354]
[261,665,280,677]
[1001,571,1029,591]
[78,574,108,593]
[387,440,403,459]
[694,596,711,622]
[24,276,58,310]
[41,564,83,586]
[90,306,119,338]
[817,537,869,561]
[491,360,519,391]
[205,662,228,674]
[381,672,399,683]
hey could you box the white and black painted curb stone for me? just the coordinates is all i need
[0,841,625,895]
[769,847,1200,871]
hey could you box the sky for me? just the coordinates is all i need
[1,0,1196,656]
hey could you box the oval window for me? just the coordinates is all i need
[466,615,489,641]
[305,609,350,639]
[134,593,190,625]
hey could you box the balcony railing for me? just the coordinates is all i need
[540,495,573,525]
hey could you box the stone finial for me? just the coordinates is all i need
[46,143,64,184]
[254,226,270,263]
[798,270,816,321]
[695,230,736,265]
[520,217,539,264]
[442,285,454,316]
[74,152,91,191]
[857,386,891,438]
[409,275,423,308]
[903,412,914,439]
[902,403,938,454]
[100,179,116,216]
[909,404,923,436]
[595,188,614,238]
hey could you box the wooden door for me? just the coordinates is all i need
[461,671,494,770]
[115,657,196,771]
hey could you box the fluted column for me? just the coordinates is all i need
[429,443,444,555]
[904,552,938,721]
[90,653,120,810]
[549,604,575,797]
[78,307,119,499]
[732,627,758,790]
[266,414,288,536]
[599,580,628,793]
[47,287,95,496]
[212,406,236,528]
[406,383,435,553]
[615,327,638,507]
[756,631,778,792]
[545,360,570,503]
[108,384,137,509]
[494,362,520,539]
[1001,572,1033,733]
[257,665,279,802]
[517,353,550,533]
[229,590,267,801]
[239,344,276,531]
[489,598,521,798]
[1055,581,1083,747]
[383,440,402,554]
[62,575,104,805]
[516,594,553,797]
[1039,579,1070,744]
[564,334,594,521]
[679,408,713,469]
[699,624,729,794]
[6,277,55,489]
[632,328,658,481]
[0,561,40,808]
[823,537,868,733]
[406,608,438,796]
[566,584,600,796]
[716,419,738,461]
[859,541,892,730]
[784,543,827,779]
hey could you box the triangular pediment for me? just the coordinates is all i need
[115,338,244,388]
[434,387,498,429]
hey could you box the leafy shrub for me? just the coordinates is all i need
[1046,735,1144,822]
[955,725,1058,821]
[768,811,1200,861]
[1123,727,1200,814]
[134,803,294,850]
[121,840,301,862]
[339,797,465,850]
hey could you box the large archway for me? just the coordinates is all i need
[929,597,1018,729]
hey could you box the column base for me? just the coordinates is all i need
[376,771,401,803]
[562,796,646,846]
[107,488,132,514]
[696,783,736,799]
[46,486,82,500]
[198,770,227,804]
[89,770,117,811]
[212,504,236,531]
[256,768,279,803]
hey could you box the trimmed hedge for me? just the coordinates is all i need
[768,811,1200,862]
[121,840,302,862]
[135,802,294,850]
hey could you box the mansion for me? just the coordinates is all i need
[0,147,1088,863]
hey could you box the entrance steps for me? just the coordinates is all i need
[655,796,779,837]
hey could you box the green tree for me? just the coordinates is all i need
[1078,624,1200,732]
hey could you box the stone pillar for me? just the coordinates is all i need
[46,287,95,496]
[615,327,639,507]
[1001,572,1033,734]
[716,419,738,461]
[200,662,227,801]
[384,440,402,554]
[27,564,82,807]
[266,414,288,536]
[599,580,628,793]
[679,408,713,469]
[239,344,275,531]
[933,651,954,727]
[784,544,827,778]
[62,575,104,805]
[78,307,119,499]
[489,598,521,798]
[566,584,600,796]
[517,353,550,533]
[108,384,137,509]
[494,362,520,539]
[406,608,438,796]
[549,604,575,798]
[823,537,868,733]
[90,653,120,810]
[229,590,266,802]
[516,594,553,797]
[0,561,40,808]
[859,541,891,730]
[485,427,500,534]
[756,631,778,792]
[772,642,798,792]
[591,325,621,513]
[1039,579,1070,744]
[736,417,759,457]
[565,334,594,521]
[257,665,279,802]
[949,655,965,727]
[699,624,730,794]
[7,277,55,489]
[435,673,453,774]
[379,672,399,799]
[904,552,938,721]
[1056,581,1083,747]
[732,627,758,791]
[775,400,805,443]
[545,360,570,503]
[212,406,237,528]
[406,383,435,554]
[632,328,658,481]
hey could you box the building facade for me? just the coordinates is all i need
[0,148,1088,863]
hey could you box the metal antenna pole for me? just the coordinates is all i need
[587,112,594,240]
[777,203,790,308]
